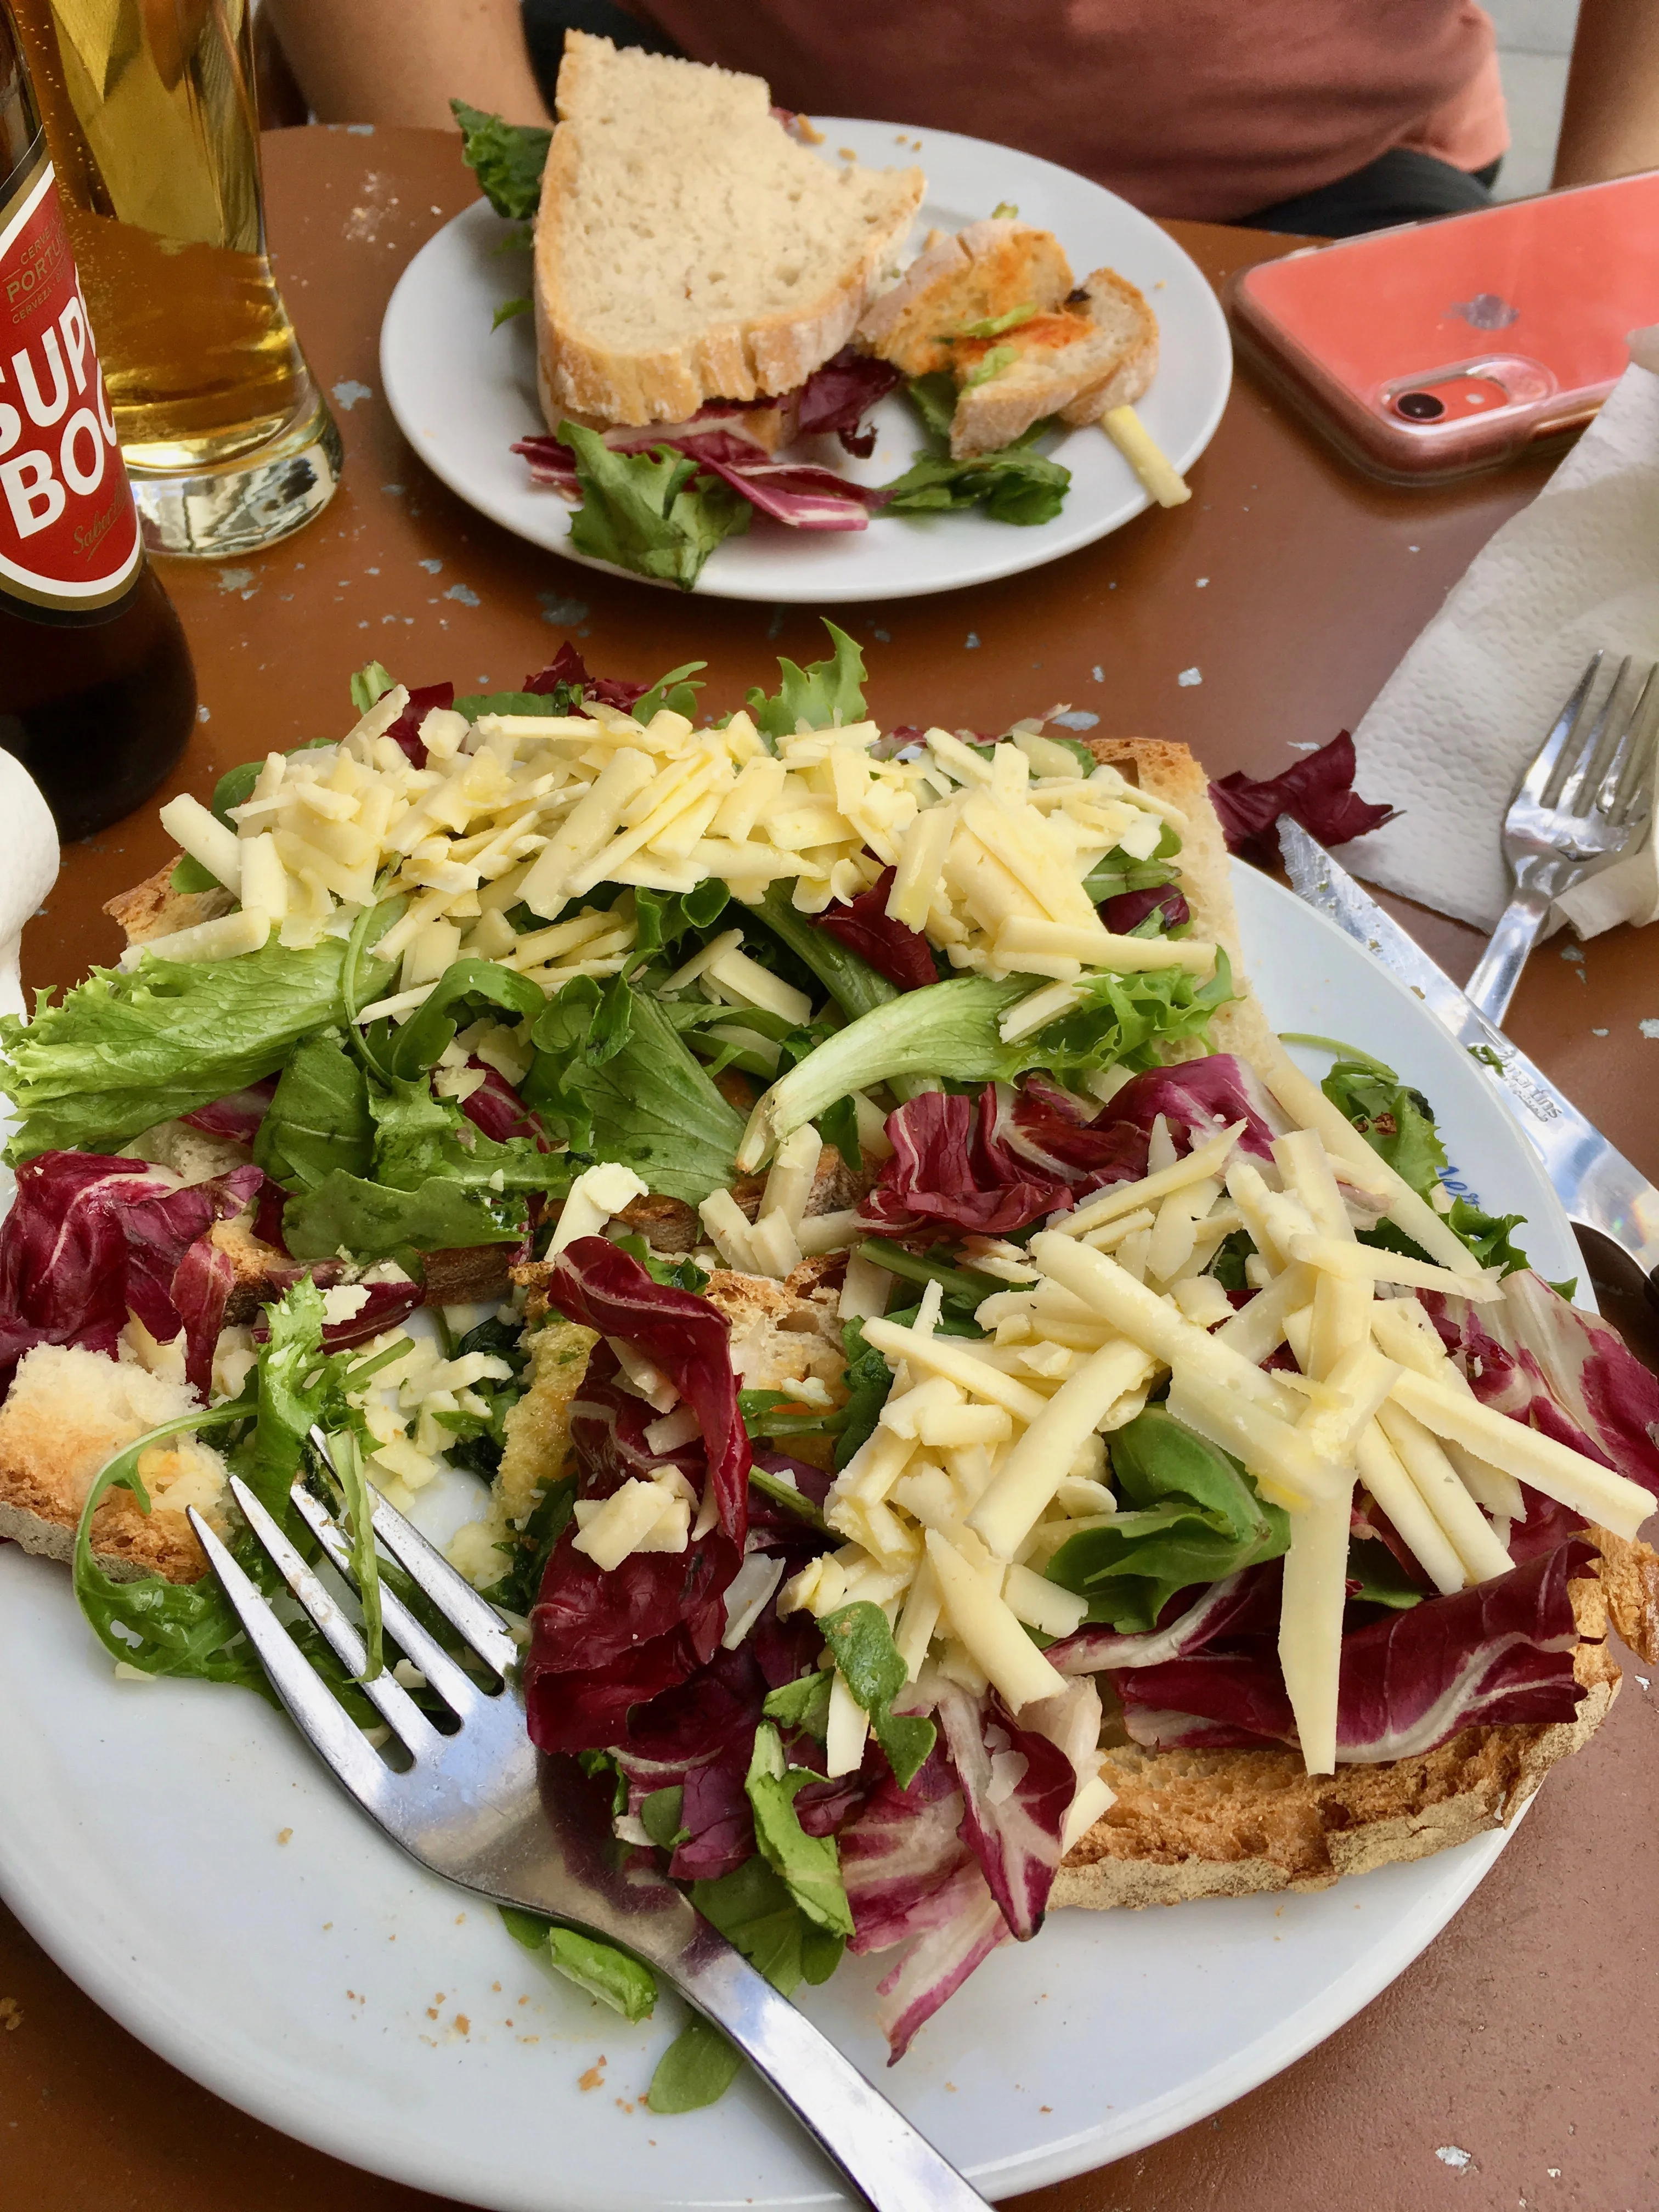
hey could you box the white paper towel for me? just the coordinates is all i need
[1344,341,1659,936]
[0,752,59,1023]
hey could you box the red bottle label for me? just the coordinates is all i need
[0,148,142,612]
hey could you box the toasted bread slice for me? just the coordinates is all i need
[1055,1575,1622,1909]
[0,1342,228,1584]
[103,859,233,947]
[947,305,1130,459]
[1057,267,1160,426]
[534,33,923,427]
[857,218,1074,379]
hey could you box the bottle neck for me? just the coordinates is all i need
[1,7,42,200]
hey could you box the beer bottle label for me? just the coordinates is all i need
[0,146,142,613]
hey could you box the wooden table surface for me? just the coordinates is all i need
[3,124,1655,2212]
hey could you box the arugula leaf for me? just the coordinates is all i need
[738,1386,844,1442]
[1209,1228,1257,1293]
[1045,1405,1290,1630]
[640,1785,691,1850]
[350,661,396,714]
[692,1853,843,1994]
[631,661,708,724]
[647,2017,746,2114]
[524,973,744,1205]
[749,957,1232,1155]
[1,938,377,1164]
[281,1171,529,1268]
[559,422,751,590]
[881,415,1070,526]
[320,1423,385,1677]
[479,1473,576,1612]
[253,1032,374,1192]
[905,373,958,442]
[73,1405,266,1688]
[497,1907,658,2021]
[168,854,221,894]
[1346,1536,1426,1611]
[1444,1195,1531,1274]
[746,621,867,740]
[233,1275,334,1520]
[747,1465,829,1530]
[753,882,895,1022]
[833,1317,895,1470]
[450,99,551,222]
[1321,1057,1447,1199]
[367,1076,556,1196]
[818,1091,861,1170]
[762,1666,832,1743]
[383,957,544,1082]
[819,1601,936,1786]
[492,296,531,329]
[855,1238,998,1314]
[744,1724,854,1936]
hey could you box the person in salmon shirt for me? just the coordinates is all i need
[266,0,1659,237]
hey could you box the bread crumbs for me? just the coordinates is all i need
[276,1828,292,1845]
[578,2058,607,2091]
[453,2015,470,2036]
[0,1998,22,2032]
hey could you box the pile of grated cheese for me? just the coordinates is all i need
[145,686,1212,1037]
[551,1059,1652,1784]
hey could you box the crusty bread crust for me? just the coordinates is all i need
[535,34,923,426]
[859,219,1074,379]
[103,859,232,947]
[1057,267,1160,426]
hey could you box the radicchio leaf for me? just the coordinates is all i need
[459,1062,549,1148]
[931,1679,1074,1940]
[1099,884,1191,935]
[860,1085,1073,1240]
[180,1075,279,1145]
[797,346,904,458]
[514,428,889,531]
[1209,732,1398,862]
[382,680,456,769]
[544,1237,750,1543]
[811,866,938,993]
[524,640,650,712]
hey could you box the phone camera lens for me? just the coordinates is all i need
[1395,390,1446,421]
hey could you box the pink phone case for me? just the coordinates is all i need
[1227,171,1659,482]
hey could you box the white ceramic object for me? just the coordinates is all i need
[379,119,1233,604]
[0,867,1584,2209]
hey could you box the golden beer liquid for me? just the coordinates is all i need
[9,0,319,471]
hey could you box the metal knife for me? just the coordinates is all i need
[1277,816,1659,1299]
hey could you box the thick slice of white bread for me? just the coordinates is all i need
[534,33,924,427]
[0,1344,228,1583]
[857,217,1074,378]
[1056,267,1160,426]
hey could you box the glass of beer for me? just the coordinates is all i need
[9,0,342,556]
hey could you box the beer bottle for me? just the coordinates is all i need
[0,2,194,840]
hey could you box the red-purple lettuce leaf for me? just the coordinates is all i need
[811,866,938,992]
[459,1061,549,1148]
[1210,732,1398,862]
[1099,884,1192,935]
[932,1680,1074,1940]
[524,641,649,712]
[180,1075,278,1145]
[796,346,904,458]
[382,680,455,770]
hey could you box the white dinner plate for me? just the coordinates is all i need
[0,867,1584,2209]
[379,119,1232,603]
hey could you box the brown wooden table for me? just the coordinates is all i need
[4,126,1655,2212]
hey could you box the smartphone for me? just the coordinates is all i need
[1226,170,1659,483]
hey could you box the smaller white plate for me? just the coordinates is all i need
[379,119,1232,602]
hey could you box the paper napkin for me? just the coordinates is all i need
[0,752,59,1023]
[1342,334,1659,936]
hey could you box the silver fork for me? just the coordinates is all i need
[185,1448,990,2212]
[1465,652,1659,1025]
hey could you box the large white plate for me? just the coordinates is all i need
[379,119,1232,603]
[0,867,1584,2209]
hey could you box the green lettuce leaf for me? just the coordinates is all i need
[281,1171,528,1267]
[1,938,376,1163]
[1346,1536,1426,1611]
[560,422,751,590]
[381,957,545,1082]
[631,661,708,724]
[349,661,396,714]
[746,621,867,740]
[832,1316,895,1470]
[762,1666,832,1742]
[818,1601,936,1786]
[745,1724,854,1936]
[881,424,1069,526]
[498,1907,658,2021]
[366,1076,558,1196]
[169,854,221,894]
[647,2017,746,2114]
[1045,1405,1290,1630]
[524,973,744,1204]
[449,100,551,222]
[1321,1056,1447,1199]
[753,882,895,1021]
[253,1032,374,1192]
[747,956,1231,1157]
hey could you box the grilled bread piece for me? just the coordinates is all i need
[1057,267,1160,425]
[534,33,923,427]
[857,217,1074,377]
[949,267,1160,458]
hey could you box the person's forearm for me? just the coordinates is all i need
[262,0,551,128]
[1553,0,1659,188]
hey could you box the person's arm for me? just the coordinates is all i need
[261,0,552,128]
[1552,0,1659,188]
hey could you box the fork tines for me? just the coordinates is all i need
[184,1442,517,1790]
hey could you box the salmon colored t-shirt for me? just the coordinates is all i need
[630,0,1508,221]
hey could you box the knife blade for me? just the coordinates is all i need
[1276,816,1659,1293]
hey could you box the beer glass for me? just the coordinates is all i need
[10,0,341,555]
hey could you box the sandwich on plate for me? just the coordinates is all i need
[455,35,1184,586]
[3,629,1656,2113]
